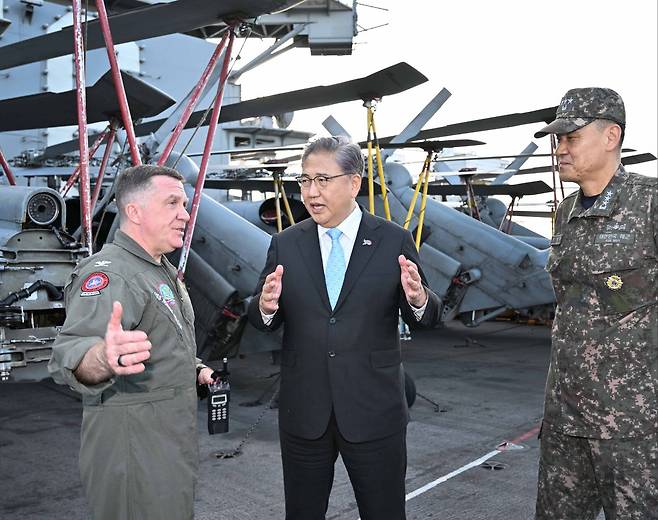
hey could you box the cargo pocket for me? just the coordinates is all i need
[591,251,653,315]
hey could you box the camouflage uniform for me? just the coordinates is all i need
[535,88,658,520]
[537,166,658,520]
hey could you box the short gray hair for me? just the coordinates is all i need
[302,136,364,176]
[115,164,183,217]
[593,118,625,151]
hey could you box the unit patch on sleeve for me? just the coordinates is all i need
[80,272,110,297]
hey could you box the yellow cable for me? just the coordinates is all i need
[368,110,391,221]
[404,153,430,230]
[273,177,282,232]
[415,163,431,251]
[366,108,375,215]
[278,177,295,226]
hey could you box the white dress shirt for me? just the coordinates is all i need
[261,205,427,323]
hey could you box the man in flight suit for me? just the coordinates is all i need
[49,165,215,520]
[534,88,658,519]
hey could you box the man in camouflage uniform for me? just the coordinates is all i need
[49,165,215,520]
[534,87,658,519]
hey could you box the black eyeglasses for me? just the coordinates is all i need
[296,172,353,189]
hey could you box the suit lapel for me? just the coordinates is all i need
[333,212,382,312]
[296,219,331,309]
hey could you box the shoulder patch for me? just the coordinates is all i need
[80,272,109,297]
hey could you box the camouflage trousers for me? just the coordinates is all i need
[535,426,658,520]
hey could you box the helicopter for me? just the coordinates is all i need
[0,0,375,381]
[0,0,451,385]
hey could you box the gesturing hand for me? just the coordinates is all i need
[105,301,152,375]
[399,255,427,308]
[259,264,284,314]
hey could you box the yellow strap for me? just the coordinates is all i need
[277,177,295,226]
[404,153,431,230]
[415,164,431,250]
[366,108,375,215]
[273,177,283,232]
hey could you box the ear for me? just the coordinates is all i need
[351,173,362,198]
[604,124,622,152]
[124,202,142,225]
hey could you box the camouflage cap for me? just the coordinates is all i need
[534,87,625,138]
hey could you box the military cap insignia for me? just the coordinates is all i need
[80,272,109,296]
[605,274,623,290]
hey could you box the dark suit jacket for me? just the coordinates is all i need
[248,211,441,442]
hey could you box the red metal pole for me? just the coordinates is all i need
[95,0,141,166]
[60,126,110,196]
[0,146,16,186]
[177,29,236,280]
[72,0,92,253]
[157,31,230,166]
[90,125,117,214]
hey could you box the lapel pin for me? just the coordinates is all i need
[362,239,372,246]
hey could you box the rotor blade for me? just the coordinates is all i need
[491,142,538,185]
[0,70,175,131]
[511,210,553,218]
[436,152,554,162]
[426,180,552,197]
[377,106,559,144]
[380,87,451,162]
[513,152,657,176]
[42,62,427,157]
[188,145,307,158]
[379,139,485,151]
[141,62,427,133]
[620,152,657,165]
[192,136,483,158]
[204,178,382,195]
[322,115,351,137]
[0,0,293,71]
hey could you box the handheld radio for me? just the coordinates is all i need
[207,358,230,435]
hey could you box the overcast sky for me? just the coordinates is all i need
[237,0,657,178]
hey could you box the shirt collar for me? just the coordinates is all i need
[112,229,162,266]
[318,205,362,241]
[567,164,627,221]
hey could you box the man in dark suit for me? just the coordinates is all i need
[248,136,441,520]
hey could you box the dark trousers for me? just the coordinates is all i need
[279,413,407,520]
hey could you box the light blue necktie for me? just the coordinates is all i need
[325,228,346,310]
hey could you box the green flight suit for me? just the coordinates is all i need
[49,230,200,520]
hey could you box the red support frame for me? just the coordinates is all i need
[157,30,231,166]
[177,28,236,280]
[60,126,110,197]
[95,0,141,166]
[72,0,92,253]
[90,125,117,214]
[0,146,16,186]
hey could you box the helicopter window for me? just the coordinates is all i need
[233,136,252,148]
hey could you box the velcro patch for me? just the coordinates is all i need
[594,232,635,244]
[80,272,109,297]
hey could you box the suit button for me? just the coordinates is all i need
[329,317,336,324]
[328,351,336,358]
